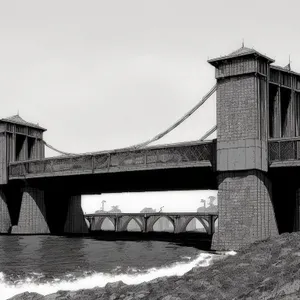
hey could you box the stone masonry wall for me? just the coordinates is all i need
[217,75,259,142]
[0,189,11,232]
[212,170,279,251]
[11,186,50,234]
[64,195,88,234]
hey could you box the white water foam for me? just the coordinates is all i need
[0,251,232,300]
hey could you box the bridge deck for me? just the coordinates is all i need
[9,137,300,182]
[8,140,215,180]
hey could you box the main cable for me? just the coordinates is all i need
[199,125,217,141]
[43,84,217,156]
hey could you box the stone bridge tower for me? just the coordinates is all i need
[208,47,279,250]
[0,115,46,232]
[0,115,45,184]
[0,114,88,234]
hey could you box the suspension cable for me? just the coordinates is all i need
[128,84,217,149]
[42,141,75,156]
[43,84,217,156]
[199,125,217,141]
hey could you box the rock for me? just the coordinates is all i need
[109,293,118,300]
[7,292,44,300]
[105,280,126,292]
[162,296,181,300]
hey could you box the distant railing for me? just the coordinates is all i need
[9,140,215,178]
[268,137,300,162]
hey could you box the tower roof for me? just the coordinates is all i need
[0,115,46,131]
[208,46,275,66]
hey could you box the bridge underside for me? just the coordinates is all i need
[268,167,300,234]
[0,166,217,236]
[22,166,217,194]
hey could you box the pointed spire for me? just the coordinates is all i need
[284,55,291,71]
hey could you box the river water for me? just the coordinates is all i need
[0,236,232,299]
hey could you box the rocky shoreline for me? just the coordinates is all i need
[9,232,300,299]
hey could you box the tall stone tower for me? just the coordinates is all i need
[208,46,279,250]
[0,115,46,184]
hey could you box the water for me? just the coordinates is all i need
[0,236,232,299]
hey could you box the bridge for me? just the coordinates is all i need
[85,212,218,235]
[0,45,300,250]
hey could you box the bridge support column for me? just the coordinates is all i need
[174,216,186,233]
[0,189,11,233]
[142,216,148,233]
[64,195,88,234]
[208,47,281,250]
[212,170,278,250]
[12,186,50,234]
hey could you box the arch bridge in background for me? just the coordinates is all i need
[85,212,218,235]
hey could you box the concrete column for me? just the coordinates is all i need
[12,186,50,234]
[212,170,278,250]
[64,195,88,234]
[173,216,182,234]
[142,216,148,232]
[0,190,11,233]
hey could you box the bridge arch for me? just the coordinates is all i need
[183,216,209,233]
[118,216,144,232]
[148,216,175,232]
[126,217,143,231]
[94,216,116,231]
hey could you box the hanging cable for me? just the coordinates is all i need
[128,84,217,149]
[42,141,75,156]
[43,84,217,156]
[199,125,217,141]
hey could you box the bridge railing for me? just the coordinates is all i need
[84,212,217,217]
[268,137,300,162]
[8,140,215,178]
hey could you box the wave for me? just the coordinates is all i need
[1,251,234,300]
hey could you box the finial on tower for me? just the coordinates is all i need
[17,110,19,116]
[284,55,291,71]
[242,39,244,48]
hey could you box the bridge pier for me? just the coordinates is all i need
[208,47,280,250]
[11,186,50,234]
[212,170,278,250]
[0,189,11,233]
[63,195,88,234]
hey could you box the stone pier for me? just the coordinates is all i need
[0,190,11,233]
[212,170,278,250]
[64,195,89,234]
[12,186,50,234]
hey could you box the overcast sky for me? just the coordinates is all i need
[1,0,299,213]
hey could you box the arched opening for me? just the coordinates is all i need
[84,218,90,228]
[214,218,218,229]
[100,217,115,231]
[127,218,142,232]
[153,217,174,232]
[185,218,206,232]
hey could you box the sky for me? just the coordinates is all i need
[1,0,299,213]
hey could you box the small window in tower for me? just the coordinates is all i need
[15,134,26,161]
